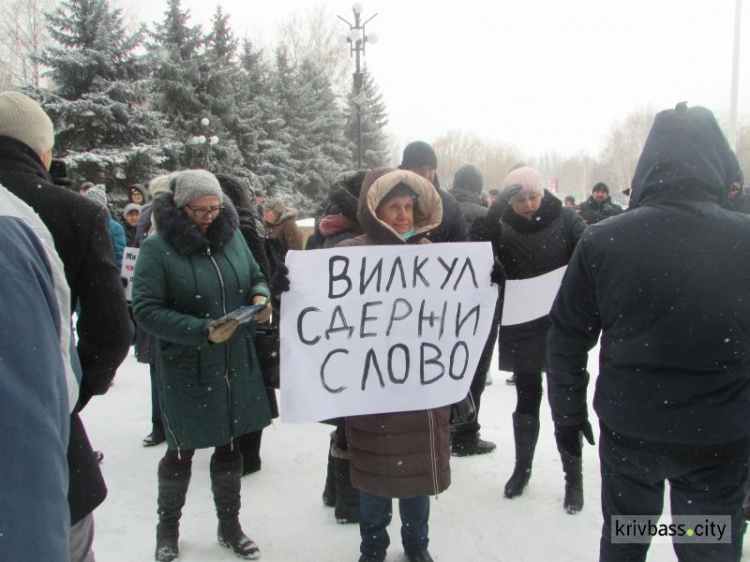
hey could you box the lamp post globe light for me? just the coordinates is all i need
[188,117,219,170]
[338,4,378,169]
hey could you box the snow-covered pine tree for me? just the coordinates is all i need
[193,4,246,176]
[345,65,390,169]
[235,39,293,195]
[146,0,204,169]
[293,58,350,209]
[33,0,168,195]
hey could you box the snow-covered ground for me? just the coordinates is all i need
[85,345,745,561]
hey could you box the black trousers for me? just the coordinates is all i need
[599,425,748,562]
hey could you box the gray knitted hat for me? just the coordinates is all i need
[172,170,224,208]
[0,92,55,155]
[453,164,484,193]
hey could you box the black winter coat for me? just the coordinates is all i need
[0,136,132,524]
[485,190,585,372]
[547,105,750,446]
[450,187,488,234]
[578,196,623,224]
[423,189,470,243]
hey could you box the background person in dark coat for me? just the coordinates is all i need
[0,91,132,562]
[447,163,498,456]
[306,169,368,525]
[398,140,470,244]
[484,164,586,511]
[547,104,750,562]
[577,182,623,224]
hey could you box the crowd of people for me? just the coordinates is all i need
[2,90,750,562]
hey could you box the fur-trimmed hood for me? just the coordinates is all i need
[151,192,239,255]
[357,167,443,245]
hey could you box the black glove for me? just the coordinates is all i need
[554,421,595,457]
[269,262,290,295]
[490,259,507,286]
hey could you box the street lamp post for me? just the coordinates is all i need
[188,117,219,170]
[728,0,743,150]
[338,3,377,169]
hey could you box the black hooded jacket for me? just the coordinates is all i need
[547,105,750,446]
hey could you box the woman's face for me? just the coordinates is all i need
[376,195,414,234]
[130,188,144,204]
[510,190,542,221]
[264,207,279,224]
[184,195,222,233]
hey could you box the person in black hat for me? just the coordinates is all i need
[577,182,623,224]
[398,141,469,244]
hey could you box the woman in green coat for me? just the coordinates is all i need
[132,170,271,562]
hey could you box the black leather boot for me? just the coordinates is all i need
[560,450,584,514]
[210,454,260,559]
[155,458,191,562]
[504,412,540,498]
[322,443,336,507]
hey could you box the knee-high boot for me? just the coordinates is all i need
[504,412,540,499]
[210,454,260,560]
[322,433,337,507]
[155,458,191,562]
[332,443,360,523]
[560,449,584,514]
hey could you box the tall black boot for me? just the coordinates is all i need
[559,450,584,514]
[210,454,260,560]
[322,433,336,507]
[504,412,540,499]
[155,458,191,562]
[331,444,359,523]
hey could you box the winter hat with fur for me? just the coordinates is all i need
[453,164,484,193]
[503,165,544,195]
[84,185,108,209]
[122,203,142,219]
[149,174,174,197]
[0,91,55,156]
[172,170,224,208]
[400,141,438,170]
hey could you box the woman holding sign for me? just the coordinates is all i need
[132,170,272,562]
[337,167,449,562]
[484,164,586,512]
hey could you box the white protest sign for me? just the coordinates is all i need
[121,247,139,302]
[280,242,497,423]
[500,266,567,326]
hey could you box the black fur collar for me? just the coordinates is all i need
[485,190,562,238]
[327,186,360,221]
[152,192,239,254]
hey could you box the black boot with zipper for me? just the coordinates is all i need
[155,458,191,562]
[210,454,260,559]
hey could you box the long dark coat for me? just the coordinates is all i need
[132,194,271,451]
[485,190,585,373]
[0,135,132,524]
[340,167,452,499]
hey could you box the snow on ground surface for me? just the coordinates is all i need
[86,344,747,561]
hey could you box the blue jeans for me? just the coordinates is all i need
[599,427,748,562]
[359,491,430,559]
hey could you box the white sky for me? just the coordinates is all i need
[120,0,750,158]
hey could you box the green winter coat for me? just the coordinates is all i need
[132,195,271,451]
